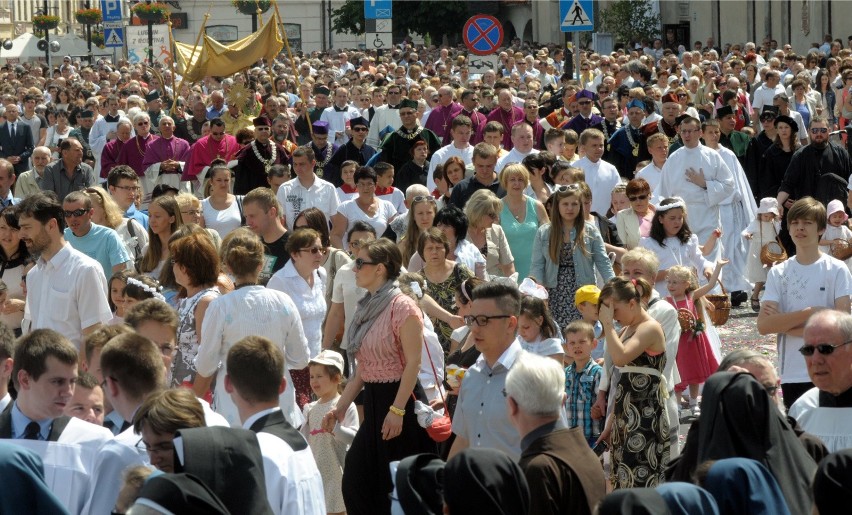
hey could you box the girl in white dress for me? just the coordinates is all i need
[301,350,359,515]
[819,199,852,273]
[742,198,782,310]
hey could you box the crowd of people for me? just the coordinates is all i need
[1,31,852,514]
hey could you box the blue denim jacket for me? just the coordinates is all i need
[529,222,614,288]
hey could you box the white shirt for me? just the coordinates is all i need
[788,387,852,453]
[573,156,622,216]
[496,147,539,174]
[320,104,362,146]
[196,286,311,427]
[367,105,402,147]
[202,196,242,239]
[23,244,111,350]
[762,254,852,383]
[427,143,475,192]
[267,262,327,358]
[752,83,786,113]
[278,176,340,230]
[243,407,326,515]
[636,161,665,204]
[331,261,367,350]
[336,197,397,247]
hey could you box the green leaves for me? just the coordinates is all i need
[598,0,662,46]
[331,0,467,44]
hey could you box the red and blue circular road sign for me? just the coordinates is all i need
[463,14,504,56]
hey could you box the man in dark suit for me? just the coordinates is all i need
[506,352,606,515]
[226,335,326,514]
[0,104,35,176]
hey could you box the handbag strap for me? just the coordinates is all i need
[398,331,448,413]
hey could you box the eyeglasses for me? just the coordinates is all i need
[352,127,368,132]
[578,100,592,105]
[798,340,852,356]
[136,439,175,456]
[764,384,779,396]
[354,257,379,270]
[810,127,829,134]
[628,194,648,202]
[299,246,325,255]
[136,121,149,126]
[464,314,512,327]
[63,208,88,218]
[113,185,141,192]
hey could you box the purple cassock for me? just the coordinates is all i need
[424,102,463,141]
[117,134,159,176]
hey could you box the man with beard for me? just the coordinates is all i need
[141,116,192,198]
[295,86,331,146]
[175,98,208,144]
[777,117,852,211]
[18,193,111,349]
[272,114,298,156]
[62,190,130,278]
[324,116,376,187]
[234,116,289,195]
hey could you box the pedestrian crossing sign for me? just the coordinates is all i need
[560,0,594,32]
[104,27,124,48]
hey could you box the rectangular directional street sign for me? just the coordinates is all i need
[364,0,392,20]
[468,55,500,74]
[104,27,124,48]
[560,0,594,32]
[100,0,123,22]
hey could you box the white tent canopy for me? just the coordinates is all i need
[0,32,112,64]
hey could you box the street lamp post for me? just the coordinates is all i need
[85,1,93,62]
[147,1,154,64]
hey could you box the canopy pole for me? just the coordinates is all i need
[273,0,311,139]
[167,20,178,112]
[171,9,211,115]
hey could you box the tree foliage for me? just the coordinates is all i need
[331,0,468,44]
[598,0,661,45]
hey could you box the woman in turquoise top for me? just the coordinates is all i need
[499,164,549,281]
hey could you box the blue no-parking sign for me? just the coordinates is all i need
[560,0,594,32]
[463,15,504,56]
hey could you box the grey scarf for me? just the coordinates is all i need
[347,279,401,356]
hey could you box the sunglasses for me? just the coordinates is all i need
[300,246,325,255]
[555,184,580,193]
[628,194,648,201]
[352,127,368,132]
[810,127,828,134]
[63,208,88,218]
[412,195,436,203]
[798,340,852,356]
[354,257,379,270]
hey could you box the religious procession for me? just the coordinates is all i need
[0,0,852,514]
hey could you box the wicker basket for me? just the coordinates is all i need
[831,239,852,261]
[760,240,787,267]
[677,307,696,333]
[705,281,731,327]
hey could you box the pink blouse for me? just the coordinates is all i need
[355,294,423,383]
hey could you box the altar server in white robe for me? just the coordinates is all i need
[0,329,113,515]
[702,118,758,295]
[658,116,735,263]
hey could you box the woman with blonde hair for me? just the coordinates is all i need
[464,189,515,279]
[499,164,548,281]
[174,193,221,249]
[85,186,149,264]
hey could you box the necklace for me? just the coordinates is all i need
[396,125,424,140]
[601,119,621,152]
[440,105,454,131]
[625,125,641,157]
[186,118,204,141]
[251,140,277,172]
[507,197,526,221]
